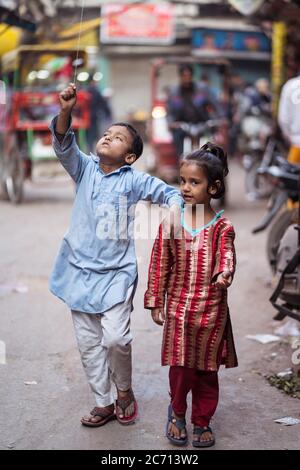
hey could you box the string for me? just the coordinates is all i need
[73,0,85,85]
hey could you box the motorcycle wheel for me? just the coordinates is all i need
[245,159,273,200]
[267,208,298,273]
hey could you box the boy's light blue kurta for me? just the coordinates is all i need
[49,117,182,314]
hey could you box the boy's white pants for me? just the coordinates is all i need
[71,285,134,407]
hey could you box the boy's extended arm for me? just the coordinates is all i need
[133,171,182,208]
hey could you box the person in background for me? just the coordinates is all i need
[278,53,300,164]
[228,74,245,156]
[167,64,221,159]
[236,78,271,121]
[86,77,112,153]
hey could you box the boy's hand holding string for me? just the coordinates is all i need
[56,82,77,141]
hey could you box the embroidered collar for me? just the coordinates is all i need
[181,209,224,237]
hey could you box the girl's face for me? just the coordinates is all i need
[180,162,215,206]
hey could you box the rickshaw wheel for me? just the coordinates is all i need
[0,177,9,201]
[4,136,24,204]
[0,136,9,200]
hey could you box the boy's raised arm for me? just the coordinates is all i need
[49,83,89,183]
[55,82,77,140]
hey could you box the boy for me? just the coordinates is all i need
[49,83,182,427]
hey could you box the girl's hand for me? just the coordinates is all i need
[151,308,165,326]
[59,83,77,112]
[214,271,232,289]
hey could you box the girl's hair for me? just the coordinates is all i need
[181,142,228,199]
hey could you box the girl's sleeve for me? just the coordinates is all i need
[144,224,174,309]
[212,223,236,282]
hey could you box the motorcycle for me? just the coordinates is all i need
[270,175,300,323]
[253,156,300,272]
[239,106,273,200]
[253,157,300,322]
[175,119,225,155]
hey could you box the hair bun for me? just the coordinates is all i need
[201,142,228,176]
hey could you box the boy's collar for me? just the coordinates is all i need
[90,152,100,163]
[90,153,132,173]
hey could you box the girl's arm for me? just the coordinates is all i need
[144,224,174,310]
[212,223,236,285]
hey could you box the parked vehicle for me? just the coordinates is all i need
[253,153,300,321]
[240,110,273,200]
[244,134,287,201]
[172,119,225,155]
[253,156,300,272]
[270,176,300,323]
[0,45,91,203]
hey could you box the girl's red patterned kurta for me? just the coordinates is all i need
[144,216,238,371]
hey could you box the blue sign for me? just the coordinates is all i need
[192,28,271,59]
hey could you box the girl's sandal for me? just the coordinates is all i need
[192,425,215,448]
[166,404,188,446]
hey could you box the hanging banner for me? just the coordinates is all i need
[271,22,286,117]
[101,3,175,45]
[227,0,265,16]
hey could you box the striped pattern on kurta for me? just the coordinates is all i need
[144,216,238,371]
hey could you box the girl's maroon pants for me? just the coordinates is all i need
[169,366,219,427]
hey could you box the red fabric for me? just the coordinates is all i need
[144,216,238,371]
[169,366,219,427]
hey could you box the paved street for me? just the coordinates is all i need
[0,159,299,450]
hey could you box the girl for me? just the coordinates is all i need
[144,143,237,448]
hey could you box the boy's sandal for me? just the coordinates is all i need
[81,404,115,427]
[166,404,188,446]
[192,425,215,448]
[115,389,138,425]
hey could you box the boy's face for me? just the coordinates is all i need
[96,125,137,166]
